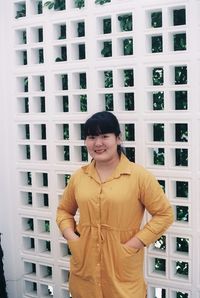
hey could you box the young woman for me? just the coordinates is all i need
[56,111,174,298]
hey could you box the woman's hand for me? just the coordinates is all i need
[124,236,144,250]
[62,227,79,241]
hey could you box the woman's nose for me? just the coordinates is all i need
[94,136,103,145]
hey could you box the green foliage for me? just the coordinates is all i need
[43,194,49,206]
[174,33,186,51]
[118,14,132,31]
[175,91,187,110]
[38,28,43,42]
[158,180,165,192]
[176,206,188,221]
[55,46,67,62]
[46,266,52,277]
[175,124,188,142]
[62,75,68,90]
[152,36,162,53]
[39,49,44,63]
[28,219,34,231]
[125,148,135,162]
[153,92,164,110]
[81,146,88,161]
[28,192,32,205]
[63,124,69,139]
[77,22,85,37]
[173,9,186,26]
[43,173,48,187]
[79,44,86,60]
[103,18,111,34]
[40,97,46,112]
[153,148,165,165]
[105,94,113,111]
[95,0,111,5]
[63,96,69,112]
[104,71,113,88]
[45,221,50,233]
[45,0,84,10]
[44,1,56,9]
[58,25,66,39]
[175,149,188,166]
[24,77,28,92]
[22,31,27,44]
[152,68,164,85]
[176,237,189,253]
[15,4,26,19]
[23,51,27,65]
[154,235,166,250]
[75,0,85,8]
[40,76,45,91]
[125,124,135,141]
[176,261,188,276]
[80,95,87,111]
[154,258,166,272]
[37,1,43,14]
[64,174,71,186]
[124,70,134,87]
[176,292,188,298]
[175,66,187,85]
[101,41,112,57]
[151,12,162,28]
[46,241,51,251]
[123,39,133,55]
[79,73,87,89]
[44,0,65,10]
[27,172,32,185]
[176,181,188,198]
[154,149,164,165]
[0,238,8,298]
[64,145,69,160]
[125,93,134,111]
[153,124,164,141]
[26,145,31,159]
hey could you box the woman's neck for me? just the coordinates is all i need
[95,154,120,182]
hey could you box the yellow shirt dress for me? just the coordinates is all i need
[56,154,174,298]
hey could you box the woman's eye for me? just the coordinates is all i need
[88,136,95,139]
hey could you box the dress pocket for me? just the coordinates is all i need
[67,238,82,265]
[117,243,144,282]
[121,244,140,255]
[67,236,93,280]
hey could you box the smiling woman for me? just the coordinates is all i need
[84,112,122,179]
[56,111,174,298]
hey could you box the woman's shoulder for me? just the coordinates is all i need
[125,158,155,180]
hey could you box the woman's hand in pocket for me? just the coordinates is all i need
[62,227,80,241]
[124,236,144,250]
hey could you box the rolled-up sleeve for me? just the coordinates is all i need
[56,175,78,234]
[135,170,174,246]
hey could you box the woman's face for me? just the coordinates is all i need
[85,133,121,163]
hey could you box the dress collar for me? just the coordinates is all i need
[82,153,133,181]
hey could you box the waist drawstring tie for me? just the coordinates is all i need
[79,223,133,248]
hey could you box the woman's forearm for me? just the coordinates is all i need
[62,227,79,241]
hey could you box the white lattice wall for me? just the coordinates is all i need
[0,0,200,297]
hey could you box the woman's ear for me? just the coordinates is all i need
[117,133,122,145]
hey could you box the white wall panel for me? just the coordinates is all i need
[0,0,200,297]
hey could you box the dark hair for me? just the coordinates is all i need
[84,111,120,138]
[84,111,123,155]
